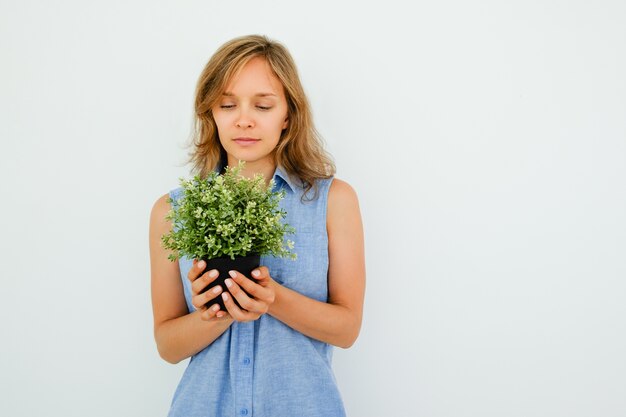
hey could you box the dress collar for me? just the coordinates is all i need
[272,165,300,193]
[213,162,300,193]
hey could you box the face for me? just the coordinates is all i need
[211,56,289,170]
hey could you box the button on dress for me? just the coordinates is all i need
[166,166,347,417]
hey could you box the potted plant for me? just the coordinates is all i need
[160,161,296,312]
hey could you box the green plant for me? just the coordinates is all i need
[161,161,296,262]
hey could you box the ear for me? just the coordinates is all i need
[282,117,288,130]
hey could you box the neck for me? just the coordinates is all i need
[226,156,276,187]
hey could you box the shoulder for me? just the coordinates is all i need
[327,178,360,220]
[152,191,173,212]
[328,178,359,207]
[152,186,184,212]
[150,192,174,228]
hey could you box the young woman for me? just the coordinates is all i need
[149,34,365,417]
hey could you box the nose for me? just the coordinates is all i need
[235,108,254,129]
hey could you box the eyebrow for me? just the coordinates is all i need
[222,91,277,97]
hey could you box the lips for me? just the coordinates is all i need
[233,137,260,146]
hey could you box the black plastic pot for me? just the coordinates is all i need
[200,253,260,312]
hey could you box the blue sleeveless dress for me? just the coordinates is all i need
[166,165,346,417]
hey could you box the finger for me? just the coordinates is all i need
[187,259,207,283]
[215,310,231,319]
[228,270,273,304]
[191,269,219,294]
[192,283,223,310]
[205,302,233,320]
[201,302,225,321]
[250,266,270,281]
[221,291,260,321]
[224,277,268,314]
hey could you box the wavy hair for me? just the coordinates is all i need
[185,34,335,200]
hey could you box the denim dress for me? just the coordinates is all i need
[166,165,346,417]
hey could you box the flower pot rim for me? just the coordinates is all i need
[201,253,261,261]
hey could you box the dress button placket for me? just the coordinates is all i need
[238,321,254,415]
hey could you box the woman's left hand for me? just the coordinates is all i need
[217,266,277,322]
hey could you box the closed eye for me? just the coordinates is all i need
[219,105,272,111]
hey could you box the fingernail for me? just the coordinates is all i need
[198,261,205,269]
[222,293,229,301]
[228,270,237,278]
[225,279,232,288]
[252,269,260,277]
[212,285,222,294]
[212,304,219,311]
[209,269,218,278]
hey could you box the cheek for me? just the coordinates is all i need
[266,113,287,131]
[212,113,229,130]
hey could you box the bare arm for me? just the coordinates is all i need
[268,179,365,348]
[222,179,366,348]
[149,193,233,364]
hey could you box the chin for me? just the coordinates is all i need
[227,153,266,165]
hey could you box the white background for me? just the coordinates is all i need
[1,1,625,416]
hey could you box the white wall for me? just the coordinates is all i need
[1,1,625,416]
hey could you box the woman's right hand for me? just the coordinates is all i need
[188,259,231,322]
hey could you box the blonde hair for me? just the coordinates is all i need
[186,34,335,199]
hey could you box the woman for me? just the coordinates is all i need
[149,34,365,417]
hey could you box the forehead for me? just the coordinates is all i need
[223,56,284,97]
